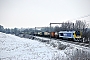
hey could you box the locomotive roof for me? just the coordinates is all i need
[59,31,75,33]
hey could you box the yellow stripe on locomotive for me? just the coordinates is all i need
[74,31,82,38]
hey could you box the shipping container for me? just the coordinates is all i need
[37,32,40,35]
[40,32,44,36]
[51,32,55,38]
[55,32,59,38]
[44,32,50,37]
[34,32,38,36]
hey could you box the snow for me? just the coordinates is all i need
[0,32,67,60]
[0,32,90,60]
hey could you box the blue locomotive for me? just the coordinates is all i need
[59,31,82,41]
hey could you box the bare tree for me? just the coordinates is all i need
[54,26,60,32]
[60,21,74,31]
[74,20,88,32]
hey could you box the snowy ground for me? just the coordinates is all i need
[0,32,90,60]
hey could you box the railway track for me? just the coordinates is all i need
[56,39,90,47]
[34,36,90,48]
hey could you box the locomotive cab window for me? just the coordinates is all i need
[60,33,63,36]
[75,31,80,36]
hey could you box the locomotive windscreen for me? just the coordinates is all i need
[75,31,80,36]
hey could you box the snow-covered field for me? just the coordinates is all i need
[0,32,90,60]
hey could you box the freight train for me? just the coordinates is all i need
[29,31,82,42]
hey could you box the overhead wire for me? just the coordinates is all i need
[69,14,90,21]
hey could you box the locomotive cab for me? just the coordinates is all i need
[74,31,82,41]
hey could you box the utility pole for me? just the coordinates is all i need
[73,23,74,30]
[35,27,36,36]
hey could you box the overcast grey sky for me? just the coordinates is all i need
[0,0,90,28]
